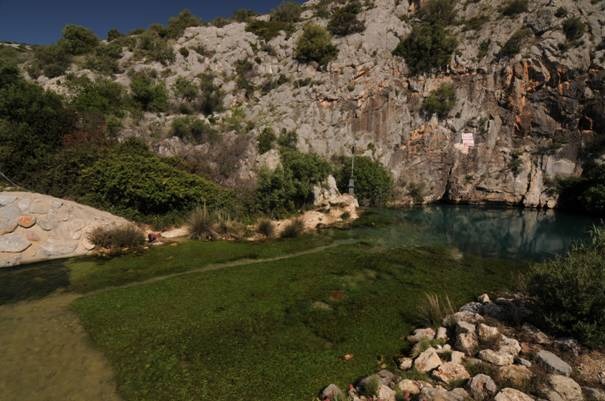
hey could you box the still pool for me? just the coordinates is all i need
[339,205,600,260]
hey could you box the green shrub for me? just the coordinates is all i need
[423,83,456,119]
[563,17,586,41]
[257,219,275,238]
[277,130,298,149]
[130,71,169,112]
[558,164,605,215]
[528,227,605,347]
[336,156,393,206]
[233,9,257,22]
[393,23,457,74]
[501,0,529,16]
[282,150,332,202]
[88,225,145,250]
[80,142,234,217]
[85,43,123,75]
[498,28,531,59]
[255,167,297,216]
[281,219,305,238]
[107,28,123,41]
[246,20,293,41]
[418,0,456,25]
[295,24,338,67]
[31,44,72,78]
[171,116,217,143]
[328,0,365,36]
[271,1,302,23]
[173,77,198,102]
[68,76,128,119]
[255,150,332,217]
[60,25,99,55]
[199,72,225,115]
[258,127,277,154]
[0,66,75,182]
[136,30,175,65]
[555,7,568,18]
[167,10,201,39]
[236,59,256,96]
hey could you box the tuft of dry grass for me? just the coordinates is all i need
[416,292,455,327]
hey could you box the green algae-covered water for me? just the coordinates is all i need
[340,205,599,261]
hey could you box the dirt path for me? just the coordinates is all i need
[0,240,356,401]
[0,294,121,401]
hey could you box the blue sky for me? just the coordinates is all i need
[0,0,299,44]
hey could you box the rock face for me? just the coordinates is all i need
[0,192,129,267]
[34,0,605,207]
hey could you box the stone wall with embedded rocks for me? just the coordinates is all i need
[0,192,129,268]
[320,294,605,401]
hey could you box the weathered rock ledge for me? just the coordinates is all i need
[0,192,129,267]
[321,295,605,401]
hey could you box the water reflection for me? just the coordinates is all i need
[348,206,600,260]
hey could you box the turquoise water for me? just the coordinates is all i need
[341,205,601,261]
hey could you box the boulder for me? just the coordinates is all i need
[460,302,484,314]
[457,321,476,334]
[536,350,572,376]
[468,374,498,401]
[398,357,413,370]
[377,384,396,401]
[418,387,469,401]
[443,311,484,327]
[478,323,500,342]
[398,379,421,395]
[540,375,583,401]
[456,332,479,355]
[0,205,20,234]
[451,351,465,364]
[408,328,436,344]
[499,336,521,357]
[40,239,79,257]
[498,365,532,388]
[414,347,442,373]
[432,362,471,385]
[478,294,491,304]
[479,349,514,366]
[0,233,31,253]
[437,327,448,341]
[495,388,535,401]
[321,384,345,401]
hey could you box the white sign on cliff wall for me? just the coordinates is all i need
[454,132,474,155]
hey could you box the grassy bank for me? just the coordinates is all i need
[0,235,334,303]
[72,242,522,401]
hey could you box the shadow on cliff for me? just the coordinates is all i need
[0,260,70,305]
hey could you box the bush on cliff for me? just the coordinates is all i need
[557,163,605,216]
[393,23,457,75]
[335,156,393,207]
[423,83,456,119]
[328,0,365,36]
[528,227,605,347]
[295,24,338,67]
[60,25,100,55]
[130,71,169,112]
[393,0,457,75]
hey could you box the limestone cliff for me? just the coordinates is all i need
[30,0,605,207]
